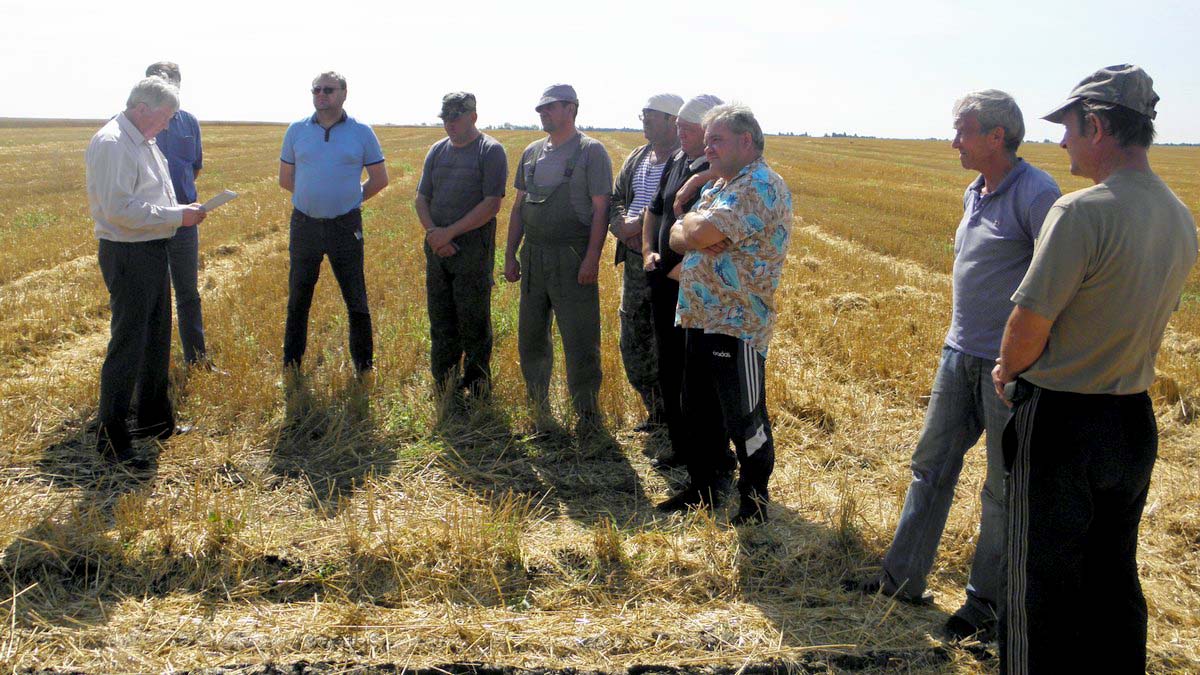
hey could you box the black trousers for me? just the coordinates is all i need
[1002,383,1156,675]
[425,229,494,393]
[648,272,690,454]
[681,329,773,498]
[97,238,175,451]
[283,208,373,372]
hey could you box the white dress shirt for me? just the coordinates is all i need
[85,112,184,242]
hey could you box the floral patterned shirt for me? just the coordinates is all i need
[675,158,793,357]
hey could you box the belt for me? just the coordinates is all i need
[293,207,360,225]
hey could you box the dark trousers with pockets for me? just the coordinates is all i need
[649,272,688,454]
[1002,382,1156,675]
[97,238,175,451]
[283,208,373,372]
[425,228,494,393]
[681,329,772,497]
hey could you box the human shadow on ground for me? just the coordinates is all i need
[267,374,396,517]
[433,400,659,529]
[729,491,961,670]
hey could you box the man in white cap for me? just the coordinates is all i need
[608,93,683,432]
[642,94,724,468]
[504,84,614,436]
[993,64,1197,673]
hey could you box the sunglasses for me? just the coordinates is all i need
[311,86,342,95]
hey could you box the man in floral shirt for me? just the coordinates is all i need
[661,103,793,524]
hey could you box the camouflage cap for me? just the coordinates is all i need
[536,84,578,110]
[439,92,477,120]
[1043,64,1159,123]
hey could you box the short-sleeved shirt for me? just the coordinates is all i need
[514,132,612,227]
[280,112,385,219]
[946,159,1060,359]
[1014,168,1198,394]
[416,133,508,239]
[155,109,203,204]
[675,158,794,357]
[650,151,709,274]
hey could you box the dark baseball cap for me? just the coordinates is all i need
[536,84,578,110]
[1043,64,1159,123]
[439,92,477,119]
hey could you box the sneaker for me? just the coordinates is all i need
[730,492,770,525]
[940,613,996,644]
[842,576,934,606]
[656,484,717,513]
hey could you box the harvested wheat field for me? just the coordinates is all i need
[1,124,1198,673]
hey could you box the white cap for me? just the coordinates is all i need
[643,93,683,116]
[678,94,724,124]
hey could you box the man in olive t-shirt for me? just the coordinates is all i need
[992,65,1198,675]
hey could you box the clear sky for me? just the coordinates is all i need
[2,0,1198,143]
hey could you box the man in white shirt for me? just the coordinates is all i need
[85,76,206,465]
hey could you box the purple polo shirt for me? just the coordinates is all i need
[945,159,1061,360]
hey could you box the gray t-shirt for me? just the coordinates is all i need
[946,160,1060,359]
[514,132,613,227]
[416,133,508,237]
[1014,169,1198,394]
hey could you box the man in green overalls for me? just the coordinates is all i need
[503,84,614,434]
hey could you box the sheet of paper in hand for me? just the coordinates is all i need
[201,190,239,212]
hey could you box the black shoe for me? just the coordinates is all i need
[940,613,996,644]
[656,484,716,513]
[842,577,934,606]
[730,493,770,525]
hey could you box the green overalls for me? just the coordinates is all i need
[517,139,602,418]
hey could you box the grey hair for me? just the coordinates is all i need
[313,71,347,89]
[952,89,1025,152]
[126,77,180,112]
[145,61,181,85]
[701,103,765,153]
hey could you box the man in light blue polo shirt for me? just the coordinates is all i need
[279,71,388,375]
[848,90,1060,644]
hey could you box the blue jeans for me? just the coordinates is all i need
[168,224,206,363]
[882,345,1009,626]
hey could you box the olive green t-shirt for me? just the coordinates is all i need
[1014,169,1198,394]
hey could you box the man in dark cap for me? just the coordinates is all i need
[504,84,613,436]
[415,93,508,399]
[993,64,1197,674]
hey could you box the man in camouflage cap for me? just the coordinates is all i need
[415,92,508,399]
[993,64,1197,673]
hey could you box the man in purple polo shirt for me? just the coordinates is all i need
[279,71,389,377]
[847,90,1060,644]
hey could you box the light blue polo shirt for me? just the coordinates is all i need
[280,112,385,219]
[945,159,1061,360]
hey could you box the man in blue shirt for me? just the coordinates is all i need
[279,71,389,375]
[847,90,1060,644]
[146,61,209,367]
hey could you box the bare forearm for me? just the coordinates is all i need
[505,200,524,258]
[643,211,659,253]
[414,195,436,232]
[586,200,609,259]
[997,305,1053,382]
[447,196,503,238]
